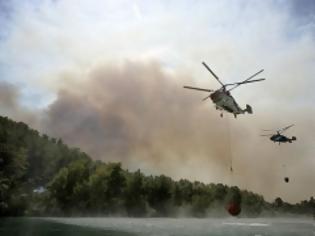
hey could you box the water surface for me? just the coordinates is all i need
[1,217,314,236]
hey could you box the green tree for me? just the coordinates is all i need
[0,144,27,216]
[124,170,146,216]
[173,179,193,206]
[144,175,173,216]
[242,191,265,216]
[48,158,91,214]
[88,163,126,215]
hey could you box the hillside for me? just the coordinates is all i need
[0,116,313,217]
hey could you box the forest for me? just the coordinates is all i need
[0,115,314,217]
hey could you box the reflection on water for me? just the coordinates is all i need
[0,217,314,236]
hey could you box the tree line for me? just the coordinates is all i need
[0,116,314,217]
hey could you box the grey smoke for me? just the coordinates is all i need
[2,61,315,203]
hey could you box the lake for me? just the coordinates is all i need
[0,217,314,236]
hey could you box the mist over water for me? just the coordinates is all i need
[44,217,314,236]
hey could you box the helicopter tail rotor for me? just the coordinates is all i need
[244,104,253,114]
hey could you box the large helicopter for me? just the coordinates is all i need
[261,124,297,145]
[183,62,265,118]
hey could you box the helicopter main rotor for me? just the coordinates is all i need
[261,124,295,136]
[183,62,265,94]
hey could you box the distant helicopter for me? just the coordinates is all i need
[261,124,297,145]
[183,62,265,118]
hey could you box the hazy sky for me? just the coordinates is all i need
[0,0,315,203]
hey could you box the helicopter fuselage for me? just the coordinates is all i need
[210,88,246,117]
[270,134,296,144]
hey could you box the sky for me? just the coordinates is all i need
[0,0,315,203]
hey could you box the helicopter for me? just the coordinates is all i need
[183,62,265,118]
[261,124,297,145]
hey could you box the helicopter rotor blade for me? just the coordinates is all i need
[183,86,213,92]
[226,78,266,87]
[243,69,264,82]
[262,129,275,132]
[227,78,265,91]
[228,69,264,91]
[260,134,273,137]
[202,95,210,101]
[279,124,294,134]
[236,78,265,85]
[262,124,294,135]
[202,62,225,87]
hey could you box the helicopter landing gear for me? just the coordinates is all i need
[220,113,223,118]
